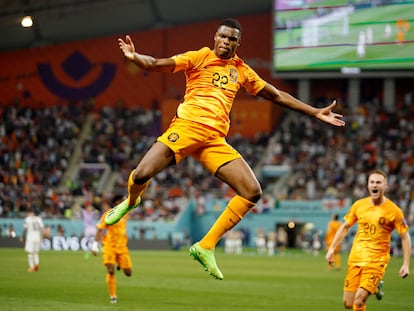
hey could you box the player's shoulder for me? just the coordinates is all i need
[352,197,370,207]
[384,198,402,211]
[199,46,211,53]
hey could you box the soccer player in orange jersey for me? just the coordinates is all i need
[324,213,342,271]
[325,169,411,311]
[92,196,132,304]
[105,18,345,280]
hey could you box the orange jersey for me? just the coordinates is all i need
[344,197,409,266]
[96,211,129,250]
[172,47,267,135]
[324,219,342,251]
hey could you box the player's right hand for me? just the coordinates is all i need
[118,35,135,61]
[325,249,335,266]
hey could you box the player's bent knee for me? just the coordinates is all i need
[106,265,115,274]
[248,187,262,203]
[132,169,151,185]
[249,192,262,203]
[353,298,366,308]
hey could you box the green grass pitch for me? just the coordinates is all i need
[0,247,412,310]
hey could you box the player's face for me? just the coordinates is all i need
[367,173,387,201]
[213,26,241,59]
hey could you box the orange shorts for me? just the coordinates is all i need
[157,117,241,174]
[344,263,386,294]
[102,244,132,269]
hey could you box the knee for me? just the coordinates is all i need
[343,299,353,309]
[132,168,151,185]
[106,265,115,275]
[352,297,366,308]
[246,184,262,203]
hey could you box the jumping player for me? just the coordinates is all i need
[105,18,345,280]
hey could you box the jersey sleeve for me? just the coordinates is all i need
[171,47,209,73]
[343,201,359,226]
[394,207,409,235]
[240,63,267,96]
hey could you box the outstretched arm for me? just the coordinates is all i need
[257,83,345,127]
[118,35,175,72]
[325,222,350,266]
[399,231,411,278]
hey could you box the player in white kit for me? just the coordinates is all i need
[21,208,45,272]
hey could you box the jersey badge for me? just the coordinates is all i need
[168,132,180,142]
[229,68,238,83]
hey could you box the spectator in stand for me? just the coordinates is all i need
[0,103,84,218]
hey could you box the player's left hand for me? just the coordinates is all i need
[118,35,136,61]
[315,100,345,127]
[399,265,409,278]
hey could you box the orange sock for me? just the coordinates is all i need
[353,305,366,311]
[127,169,149,206]
[199,195,255,250]
[106,273,116,298]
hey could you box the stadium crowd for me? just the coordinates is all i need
[0,102,87,219]
[1,94,413,228]
[264,95,414,225]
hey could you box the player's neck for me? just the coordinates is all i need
[371,195,385,206]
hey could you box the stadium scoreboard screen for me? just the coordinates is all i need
[273,0,414,78]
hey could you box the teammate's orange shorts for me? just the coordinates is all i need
[157,117,241,174]
[344,263,386,294]
[102,244,132,269]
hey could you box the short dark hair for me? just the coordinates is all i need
[220,18,242,33]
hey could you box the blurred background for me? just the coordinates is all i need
[0,0,412,255]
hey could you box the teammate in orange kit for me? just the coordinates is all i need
[324,213,342,271]
[325,169,411,311]
[92,196,132,304]
[105,18,345,280]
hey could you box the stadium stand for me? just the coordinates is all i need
[0,4,412,252]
